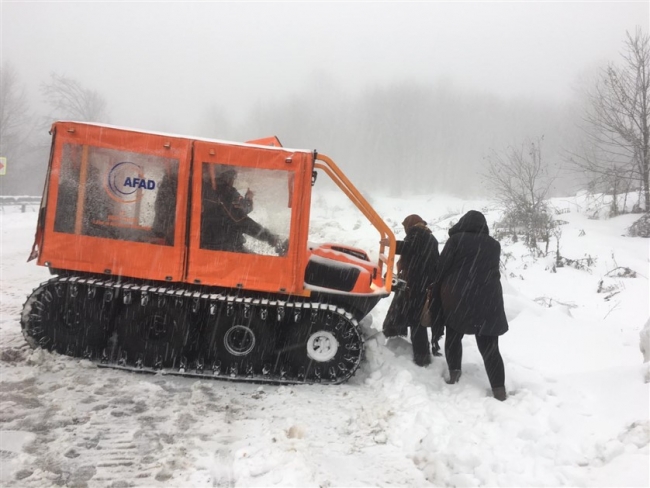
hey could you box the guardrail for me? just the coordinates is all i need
[0,195,42,212]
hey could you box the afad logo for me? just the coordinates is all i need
[106,161,157,203]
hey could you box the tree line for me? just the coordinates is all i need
[483,27,649,251]
[1,28,648,222]
[0,71,110,195]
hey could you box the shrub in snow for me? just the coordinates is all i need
[493,206,557,251]
[558,254,597,272]
[581,191,642,219]
[627,213,650,238]
[597,279,621,296]
[605,266,637,278]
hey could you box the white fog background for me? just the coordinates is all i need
[1,1,648,196]
[1,3,650,487]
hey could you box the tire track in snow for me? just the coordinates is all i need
[0,345,432,487]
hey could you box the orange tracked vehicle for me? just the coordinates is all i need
[21,121,397,384]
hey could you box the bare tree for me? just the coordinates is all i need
[0,62,33,156]
[0,62,41,194]
[570,27,650,213]
[484,137,556,248]
[41,73,109,123]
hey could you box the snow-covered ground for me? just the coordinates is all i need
[1,191,648,487]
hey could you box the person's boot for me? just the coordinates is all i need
[492,386,507,401]
[445,369,462,384]
[431,341,442,357]
[413,353,432,367]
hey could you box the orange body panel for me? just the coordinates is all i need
[34,121,395,300]
[38,122,192,282]
[186,141,313,295]
[308,244,377,293]
[245,136,283,147]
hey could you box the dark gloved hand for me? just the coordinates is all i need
[274,238,289,256]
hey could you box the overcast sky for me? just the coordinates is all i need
[2,1,648,136]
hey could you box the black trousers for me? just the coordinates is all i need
[444,327,505,389]
[411,323,444,356]
[411,323,430,356]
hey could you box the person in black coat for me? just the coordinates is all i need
[430,210,508,400]
[200,167,286,254]
[383,214,442,366]
[152,170,177,246]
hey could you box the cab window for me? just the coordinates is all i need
[54,143,179,246]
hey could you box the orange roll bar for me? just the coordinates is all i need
[315,154,396,293]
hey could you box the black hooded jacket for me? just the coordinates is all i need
[431,210,508,336]
[383,224,439,335]
[397,224,439,304]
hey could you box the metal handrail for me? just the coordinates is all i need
[0,196,42,212]
[315,154,396,293]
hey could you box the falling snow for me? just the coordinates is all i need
[1,191,648,487]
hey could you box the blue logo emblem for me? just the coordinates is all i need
[106,162,156,203]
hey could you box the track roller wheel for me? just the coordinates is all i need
[283,311,362,383]
[202,308,277,378]
[21,280,109,358]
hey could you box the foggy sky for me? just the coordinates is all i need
[2,1,647,137]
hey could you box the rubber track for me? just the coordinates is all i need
[21,276,364,385]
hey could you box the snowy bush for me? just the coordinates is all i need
[580,191,643,219]
[627,213,650,238]
[557,254,597,272]
[605,266,637,278]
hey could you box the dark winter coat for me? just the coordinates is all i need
[200,178,276,252]
[152,172,178,246]
[430,210,508,336]
[383,224,439,336]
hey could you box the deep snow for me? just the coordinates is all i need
[0,191,648,487]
